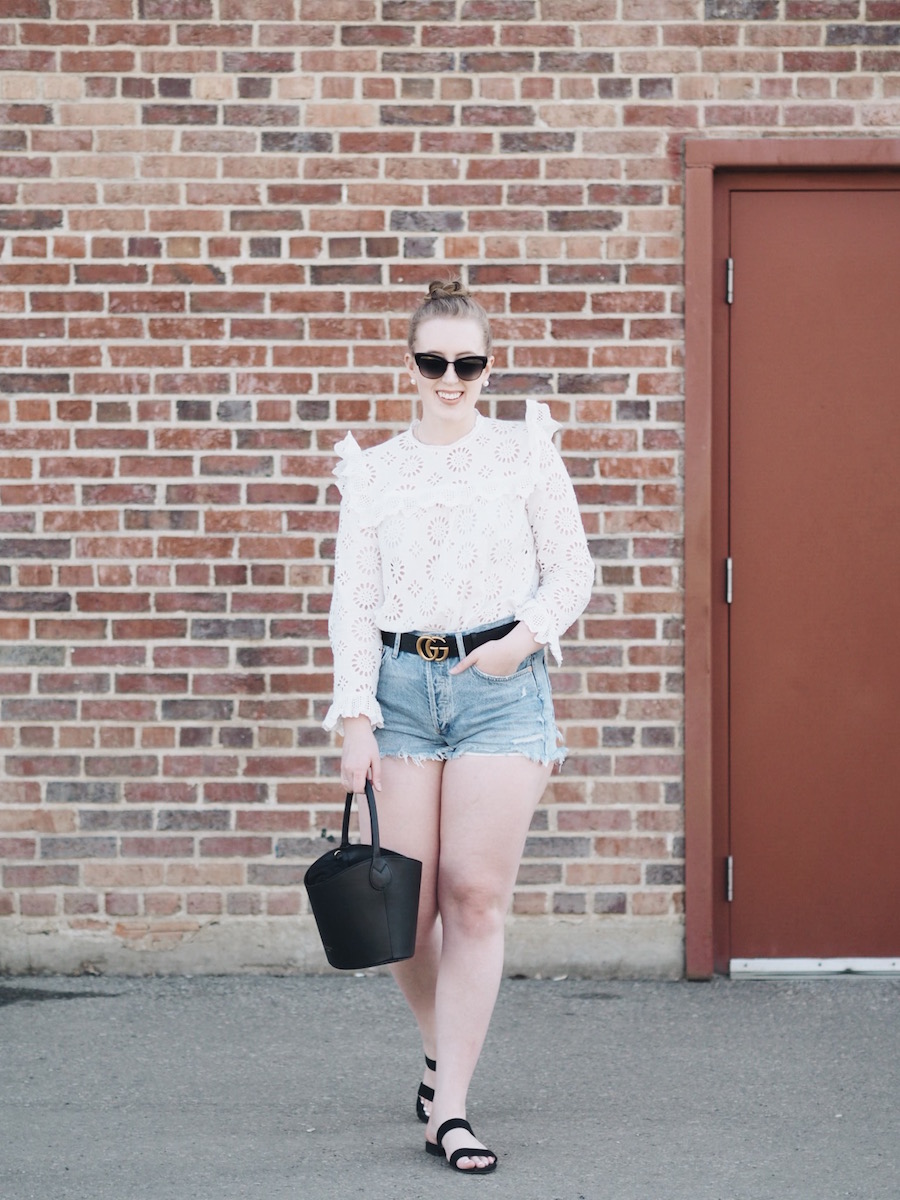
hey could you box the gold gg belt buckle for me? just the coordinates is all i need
[416,634,450,662]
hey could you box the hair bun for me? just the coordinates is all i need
[427,279,469,301]
[408,277,491,354]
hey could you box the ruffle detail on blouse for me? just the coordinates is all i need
[333,401,559,529]
[525,398,560,445]
[516,597,563,665]
[323,692,384,736]
[332,431,363,490]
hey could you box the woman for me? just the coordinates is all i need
[324,280,594,1173]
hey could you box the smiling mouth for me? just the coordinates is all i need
[437,390,464,401]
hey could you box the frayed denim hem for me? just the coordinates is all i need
[378,750,450,768]
[379,745,567,769]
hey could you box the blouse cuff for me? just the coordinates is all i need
[515,600,562,666]
[323,694,384,737]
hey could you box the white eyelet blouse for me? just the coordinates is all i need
[324,399,595,733]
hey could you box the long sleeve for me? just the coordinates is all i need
[515,401,595,663]
[323,435,385,735]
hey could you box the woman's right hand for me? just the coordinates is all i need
[339,716,381,794]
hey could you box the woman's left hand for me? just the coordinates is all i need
[450,622,544,678]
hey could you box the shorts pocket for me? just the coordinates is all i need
[470,654,537,683]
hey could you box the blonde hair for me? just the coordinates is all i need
[407,279,493,356]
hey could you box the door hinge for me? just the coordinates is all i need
[726,257,734,304]
[726,855,734,903]
[725,557,733,604]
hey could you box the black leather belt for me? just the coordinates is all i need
[382,621,517,662]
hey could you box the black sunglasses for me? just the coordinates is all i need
[413,352,489,382]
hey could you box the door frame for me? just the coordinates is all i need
[683,138,900,979]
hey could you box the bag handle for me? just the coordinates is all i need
[342,780,393,892]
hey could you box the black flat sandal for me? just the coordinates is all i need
[425,1117,498,1174]
[416,1055,437,1124]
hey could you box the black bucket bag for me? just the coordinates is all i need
[304,780,422,970]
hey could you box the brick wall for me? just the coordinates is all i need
[1,1,896,976]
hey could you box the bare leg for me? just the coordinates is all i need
[360,757,444,1113]
[426,754,552,1170]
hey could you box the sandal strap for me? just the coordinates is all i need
[436,1117,473,1144]
[448,1147,496,1170]
[417,1083,435,1102]
[431,1119,497,1173]
[424,1055,437,1072]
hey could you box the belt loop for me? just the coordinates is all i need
[454,630,466,659]
[387,631,401,659]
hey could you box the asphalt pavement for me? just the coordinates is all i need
[1,972,897,1200]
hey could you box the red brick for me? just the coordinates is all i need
[200,836,271,857]
[20,894,59,916]
[94,22,171,45]
[784,51,858,71]
[121,837,194,858]
[61,50,135,72]
[624,104,699,127]
[0,838,37,859]
[115,674,188,694]
[615,754,682,776]
[235,809,312,833]
[0,51,56,71]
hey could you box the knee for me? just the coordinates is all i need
[439,876,507,939]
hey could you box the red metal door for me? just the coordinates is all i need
[727,179,900,961]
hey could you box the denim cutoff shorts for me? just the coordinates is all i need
[375,618,565,767]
